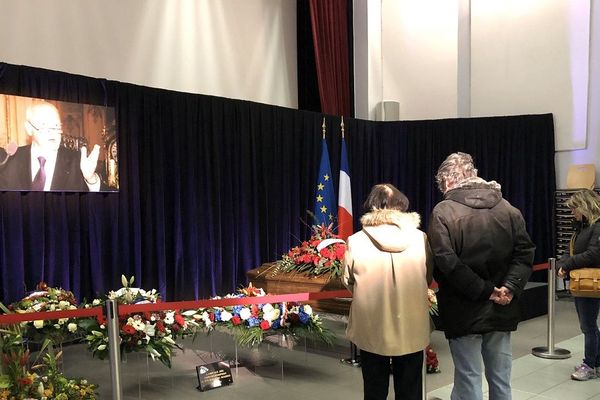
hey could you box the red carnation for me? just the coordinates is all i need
[251,304,259,317]
[289,313,300,323]
[260,320,271,330]
[156,321,166,333]
[175,314,186,326]
[122,325,136,335]
[231,316,242,325]
[171,324,180,333]
[335,245,346,259]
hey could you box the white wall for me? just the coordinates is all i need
[380,0,459,121]
[556,2,600,189]
[2,0,599,188]
[471,0,589,153]
[358,0,599,188]
[0,0,298,108]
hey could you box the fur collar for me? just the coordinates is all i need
[360,209,421,229]
[454,176,501,191]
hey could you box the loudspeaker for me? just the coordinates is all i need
[377,101,400,121]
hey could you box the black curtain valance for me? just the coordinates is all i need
[0,62,555,303]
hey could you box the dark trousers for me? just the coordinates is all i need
[360,348,423,400]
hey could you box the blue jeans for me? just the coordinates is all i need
[448,332,512,400]
[574,296,600,368]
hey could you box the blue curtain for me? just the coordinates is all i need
[0,63,555,303]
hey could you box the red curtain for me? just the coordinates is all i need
[309,0,352,117]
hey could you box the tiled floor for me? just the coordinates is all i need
[59,297,599,399]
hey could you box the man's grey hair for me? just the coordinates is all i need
[435,152,478,193]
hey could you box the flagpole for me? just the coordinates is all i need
[322,117,326,139]
[340,116,344,139]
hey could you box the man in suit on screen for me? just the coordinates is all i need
[0,101,101,192]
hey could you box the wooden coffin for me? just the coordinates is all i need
[246,263,351,315]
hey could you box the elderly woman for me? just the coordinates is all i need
[557,189,600,381]
[343,183,432,400]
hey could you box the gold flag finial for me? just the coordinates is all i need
[322,117,326,139]
[340,116,345,139]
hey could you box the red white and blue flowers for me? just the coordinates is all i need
[192,284,332,347]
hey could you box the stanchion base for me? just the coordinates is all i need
[531,346,571,359]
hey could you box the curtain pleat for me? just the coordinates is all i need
[308,0,352,117]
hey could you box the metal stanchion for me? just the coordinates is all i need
[531,258,571,359]
[106,299,123,399]
[422,349,426,400]
[341,342,360,366]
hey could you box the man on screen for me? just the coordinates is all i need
[0,101,101,191]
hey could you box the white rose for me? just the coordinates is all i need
[262,304,274,315]
[220,310,233,322]
[264,308,281,322]
[67,323,78,333]
[33,320,44,329]
[58,318,68,325]
[239,308,252,321]
[58,301,70,309]
[302,305,313,316]
[92,299,101,306]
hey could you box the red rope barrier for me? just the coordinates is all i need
[0,307,103,325]
[532,262,549,272]
[429,263,549,290]
[0,289,353,324]
[118,289,351,315]
[0,263,551,324]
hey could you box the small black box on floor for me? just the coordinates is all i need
[196,361,233,392]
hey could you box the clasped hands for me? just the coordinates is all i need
[489,286,513,306]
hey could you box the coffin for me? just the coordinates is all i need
[246,263,351,315]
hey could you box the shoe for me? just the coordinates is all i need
[571,364,597,381]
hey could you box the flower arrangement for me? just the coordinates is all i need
[0,324,98,399]
[192,284,334,347]
[78,276,196,368]
[277,223,346,278]
[425,344,440,374]
[9,283,79,345]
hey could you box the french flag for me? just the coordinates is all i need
[337,137,353,241]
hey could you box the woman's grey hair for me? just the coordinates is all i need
[435,152,478,193]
